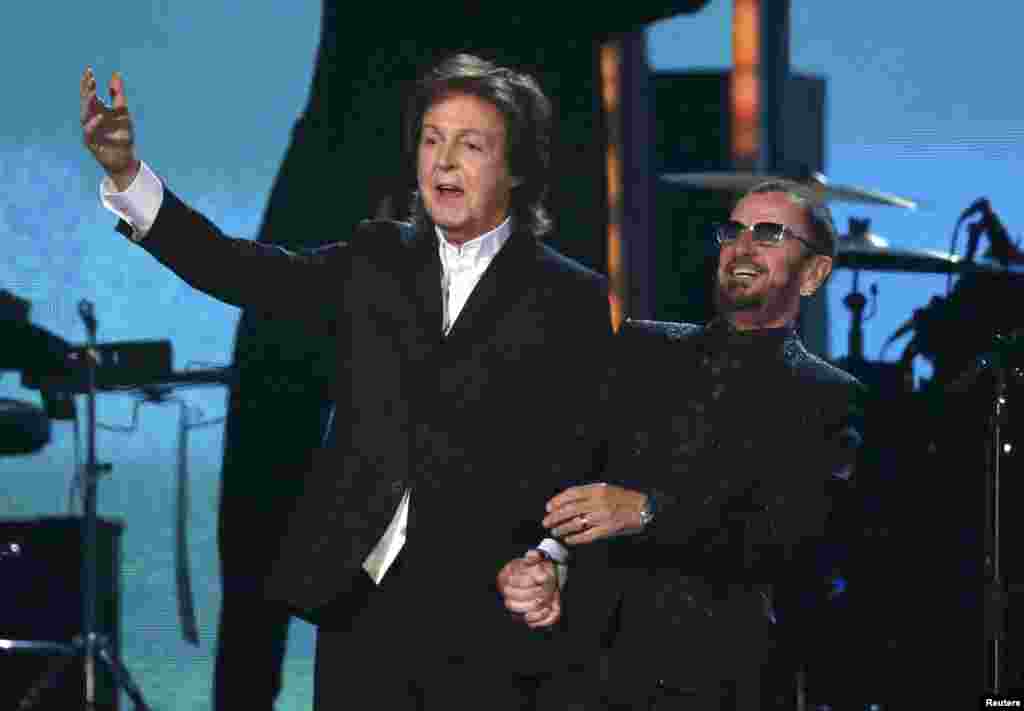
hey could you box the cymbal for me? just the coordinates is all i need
[659,171,919,209]
[835,228,1008,274]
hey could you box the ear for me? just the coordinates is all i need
[799,255,833,297]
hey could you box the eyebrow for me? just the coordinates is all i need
[421,124,495,141]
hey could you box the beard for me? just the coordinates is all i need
[714,277,765,315]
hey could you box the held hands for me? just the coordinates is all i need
[496,550,561,628]
[543,483,647,545]
[80,67,139,191]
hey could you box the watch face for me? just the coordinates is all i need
[640,504,653,526]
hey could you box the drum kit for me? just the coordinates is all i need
[1,291,233,709]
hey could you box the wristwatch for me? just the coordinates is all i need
[639,494,656,528]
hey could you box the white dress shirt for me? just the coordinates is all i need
[101,162,569,586]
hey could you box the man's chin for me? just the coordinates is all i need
[714,286,763,314]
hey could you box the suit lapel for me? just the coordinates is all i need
[400,223,444,361]
[444,228,538,347]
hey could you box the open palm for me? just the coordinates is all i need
[80,67,138,187]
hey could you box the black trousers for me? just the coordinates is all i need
[213,572,291,711]
[312,557,598,711]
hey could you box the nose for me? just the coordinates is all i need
[731,228,758,255]
[437,140,458,171]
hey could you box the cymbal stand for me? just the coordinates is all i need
[840,218,879,366]
[0,300,150,709]
[843,270,867,364]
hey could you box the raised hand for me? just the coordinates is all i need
[80,67,139,190]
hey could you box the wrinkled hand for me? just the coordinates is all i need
[496,550,561,628]
[543,483,647,545]
[80,67,139,190]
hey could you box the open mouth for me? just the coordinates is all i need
[729,266,762,279]
[436,184,464,198]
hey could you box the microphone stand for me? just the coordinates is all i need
[983,355,1010,695]
[1,300,151,709]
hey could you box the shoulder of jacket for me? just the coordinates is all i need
[619,319,703,344]
[354,218,413,244]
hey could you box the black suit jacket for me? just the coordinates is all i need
[121,188,612,670]
[571,319,862,705]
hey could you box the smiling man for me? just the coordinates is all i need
[500,182,864,709]
[81,54,611,710]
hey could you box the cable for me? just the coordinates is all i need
[95,396,147,434]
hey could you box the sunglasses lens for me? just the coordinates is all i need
[716,221,743,243]
[716,221,786,245]
[751,223,785,243]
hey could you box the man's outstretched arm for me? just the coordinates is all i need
[79,67,350,317]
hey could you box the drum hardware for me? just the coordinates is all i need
[966,329,1024,696]
[659,170,920,209]
[3,292,234,706]
[0,300,153,710]
[834,223,1007,275]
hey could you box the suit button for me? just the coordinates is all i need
[391,480,405,495]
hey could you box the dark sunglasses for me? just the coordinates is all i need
[713,220,826,255]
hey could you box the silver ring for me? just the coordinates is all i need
[578,514,589,529]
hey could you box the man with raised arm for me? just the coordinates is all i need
[80,55,611,710]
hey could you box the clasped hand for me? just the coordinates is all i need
[496,483,647,629]
[496,550,560,629]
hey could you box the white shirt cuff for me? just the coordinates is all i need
[536,537,569,564]
[533,538,570,591]
[100,160,164,242]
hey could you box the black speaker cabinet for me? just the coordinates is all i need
[0,516,123,710]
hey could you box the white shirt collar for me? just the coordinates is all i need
[435,216,513,265]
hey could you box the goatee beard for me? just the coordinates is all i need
[714,281,763,315]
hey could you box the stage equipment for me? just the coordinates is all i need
[836,225,1012,275]
[0,300,151,710]
[0,517,122,710]
[0,398,50,455]
[660,170,920,209]
[949,330,1024,695]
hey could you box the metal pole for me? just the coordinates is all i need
[758,0,790,174]
[78,299,99,705]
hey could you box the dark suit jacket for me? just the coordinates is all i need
[571,319,862,707]
[119,188,612,671]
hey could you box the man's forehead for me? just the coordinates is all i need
[732,192,809,226]
[422,93,506,135]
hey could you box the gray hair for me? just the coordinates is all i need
[742,179,838,258]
